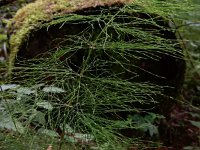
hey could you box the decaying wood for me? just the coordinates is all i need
[8,0,186,117]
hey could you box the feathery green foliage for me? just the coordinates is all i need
[1,0,198,149]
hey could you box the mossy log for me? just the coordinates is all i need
[8,0,185,116]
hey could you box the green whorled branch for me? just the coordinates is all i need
[5,0,194,148]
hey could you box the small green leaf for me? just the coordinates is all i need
[17,87,36,95]
[60,124,74,133]
[37,128,59,137]
[190,121,200,128]
[0,84,18,91]
[31,111,46,125]
[42,86,65,93]
[74,133,94,142]
[0,114,25,133]
[36,102,53,111]
[189,113,200,118]
[148,124,158,137]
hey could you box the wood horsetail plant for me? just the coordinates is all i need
[1,0,196,149]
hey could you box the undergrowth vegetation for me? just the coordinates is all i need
[0,0,199,149]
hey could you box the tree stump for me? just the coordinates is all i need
[8,0,186,129]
